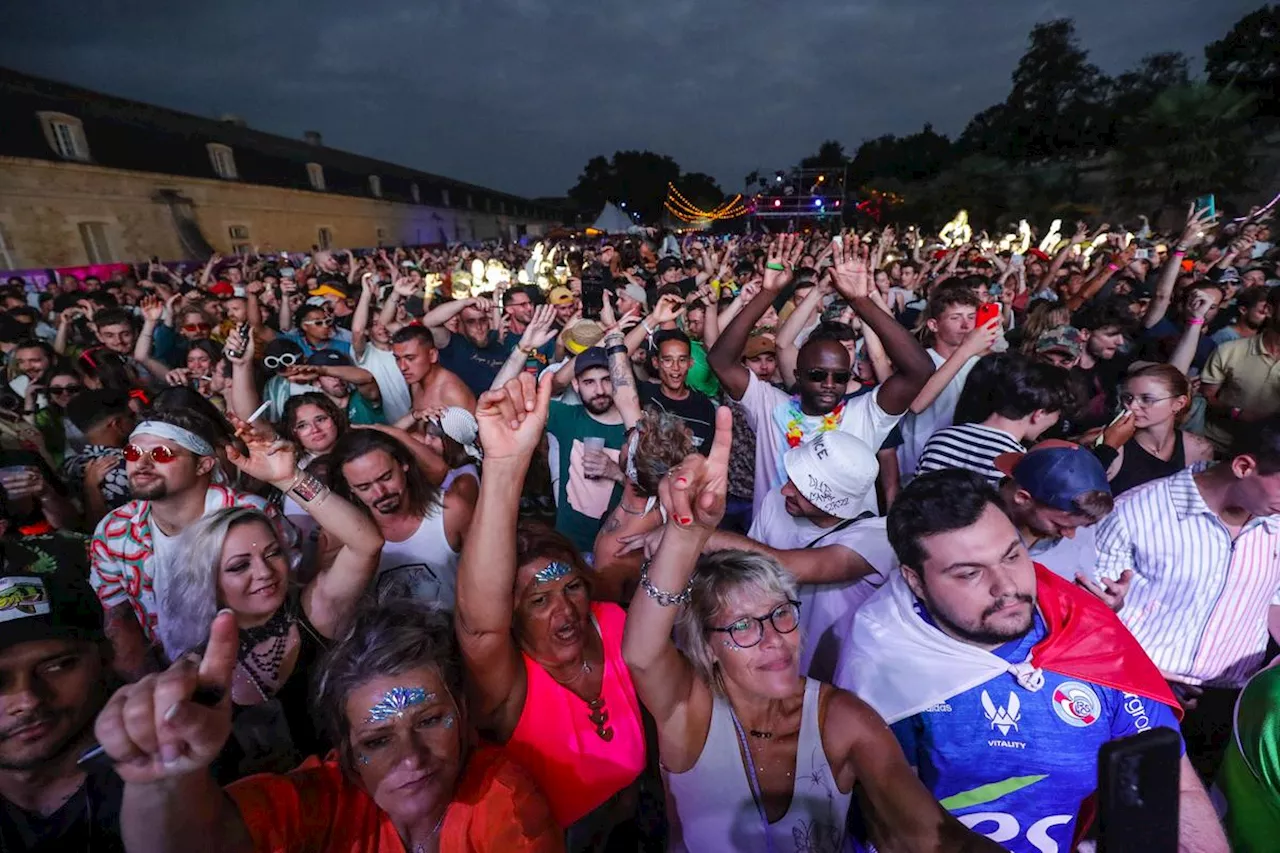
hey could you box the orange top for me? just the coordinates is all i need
[503,601,646,828]
[226,744,563,853]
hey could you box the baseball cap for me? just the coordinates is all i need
[621,283,649,311]
[994,440,1111,513]
[1035,325,1082,358]
[548,286,575,306]
[309,284,348,300]
[574,347,610,378]
[743,334,777,359]
[0,569,103,651]
[657,257,683,275]
[209,281,234,298]
[782,432,878,519]
[307,349,353,368]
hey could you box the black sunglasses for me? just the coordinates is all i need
[803,368,851,385]
[49,385,83,396]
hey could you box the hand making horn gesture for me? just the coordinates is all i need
[659,406,733,534]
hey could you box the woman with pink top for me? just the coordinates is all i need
[455,372,646,852]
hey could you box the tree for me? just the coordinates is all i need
[1004,19,1112,160]
[1205,5,1280,118]
[672,171,726,212]
[566,151,724,224]
[1113,83,1257,211]
[800,140,849,170]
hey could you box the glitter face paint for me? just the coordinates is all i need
[365,687,434,723]
[442,714,455,729]
[533,561,571,584]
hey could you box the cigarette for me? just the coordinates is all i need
[247,401,271,423]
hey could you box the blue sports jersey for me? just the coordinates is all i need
[891,610,1182,853]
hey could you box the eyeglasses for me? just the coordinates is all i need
[1119,393,1175,408]
[710,600,802,649]
[181,323,211,333]
[48,385,83,396]
[302,317,334,328]
[803,368,851,385]
[264,353,300,370]
[123,444,179,464]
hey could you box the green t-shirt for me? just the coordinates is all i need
[545,401,625,553]
[686,339,720,399]
[346,393,386,426]
[1218,664,1280,851]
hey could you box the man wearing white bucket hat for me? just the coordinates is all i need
[618,430,897,681]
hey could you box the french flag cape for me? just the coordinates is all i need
[845,563,1181,726]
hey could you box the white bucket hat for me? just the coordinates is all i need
[782,431,877,519]
[435,407,483,462]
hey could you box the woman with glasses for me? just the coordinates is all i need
[1092,363,1215,495]
[24,364,88,464]
[153,415,383,782]
[622,407,1004,852]
[456,373,647,851]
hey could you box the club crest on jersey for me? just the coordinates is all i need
[981,690,1021,735]
[1052,680,1101,728]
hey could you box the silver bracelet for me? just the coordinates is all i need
[638,560,692,607]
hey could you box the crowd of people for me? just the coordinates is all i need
[0,204,1278,852]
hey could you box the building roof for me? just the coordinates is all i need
[0,66,555,221]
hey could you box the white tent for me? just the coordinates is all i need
[590,202,635,234]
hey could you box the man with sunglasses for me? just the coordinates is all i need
[281,302,352,358]
[420,296,511,396]
[89,412,297,680]
[707,236,934,521]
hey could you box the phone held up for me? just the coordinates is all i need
[975,302,1001,328]
[1096,728,1180,852]
[1193,194,1216,220]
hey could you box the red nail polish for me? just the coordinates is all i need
[676,477,687,487]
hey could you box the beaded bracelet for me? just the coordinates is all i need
[639,560,692,607]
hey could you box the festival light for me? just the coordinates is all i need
[940,210,972,248]
[1039,219,1063,254]
[774,199,782,208]
[664,183,751,223]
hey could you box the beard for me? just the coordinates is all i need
[372,493,404,515]
[923,588,1035,647]
[129,475,169,500]
[0,710,86,772]
[583,394,613,415]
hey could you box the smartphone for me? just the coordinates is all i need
[1097,728,1180,852]
[1133,248,1151,261]
[580,269,606,320]
[1193,194,1216,220]
[976,302,1001,327]
[1009,253,1025,268]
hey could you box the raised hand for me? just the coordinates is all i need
[651,293,686,325]
[1178,203,1219,250]
[392,277,418,298]
[1187,290,1215,322]
[520,304,558,350]
[960,316,1002,357]
[829,237,870,302]
[93,610,238,783]
[658,406,732,532]
[1070,221,1089,245]
[164,368,191,387]
[280,365,322,384]
[475,371,554,462]
[225,412,298,485]
[83,453,121,489]
[140,296,165,324]
[763,234,798,292]
[223,326,254,365]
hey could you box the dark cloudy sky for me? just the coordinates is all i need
[0,0,1257,199]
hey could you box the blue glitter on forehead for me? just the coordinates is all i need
[533,561,572,584]
[365,686,431,723]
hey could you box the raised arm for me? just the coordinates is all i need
[775,277,829,387]
[350,273,376,359]
[1167,291,1212,376]
[221,326,267,430]
[829,239,936,415]
[701,529,877,584]
[603,327,641,430]
[378,276,414,336]
[455,372,553,735]
[224,419,383,639]
[708,235,801,399]
[623,407,732,762]
[1145,205,1217,329]
[491,303,558,390]
[422,296,489,348]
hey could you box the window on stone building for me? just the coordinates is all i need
[368,175,382,198]
[318,227,333,250]
[38,112,90,161]
[0,224,15,269]
[410,183,421,204]
[441,188,451,207]
[207,144,238,179]
[78,222,112,264]
[307,163,326,191]
[376,227,387,245]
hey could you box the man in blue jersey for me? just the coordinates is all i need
[836,469,1226,853]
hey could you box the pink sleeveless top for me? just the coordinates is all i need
[504,601,646,828]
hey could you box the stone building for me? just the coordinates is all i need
[0,67,559,269]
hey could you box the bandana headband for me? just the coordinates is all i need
[129,421,215,458]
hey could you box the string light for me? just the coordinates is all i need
[664,184,750,223]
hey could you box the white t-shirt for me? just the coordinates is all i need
[748,487,898,682]
[896,348,978,485]
[736,371,900,520]
[355,343,412,425]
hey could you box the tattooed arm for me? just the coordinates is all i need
[605,330,642,430]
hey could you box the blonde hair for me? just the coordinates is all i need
[673,550,798,695]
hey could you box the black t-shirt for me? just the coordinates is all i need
[436,331,512,397]
[0,767,124,853]
[1066,356,1131,434]
[639,384,717,453]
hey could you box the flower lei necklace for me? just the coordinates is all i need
[784,397,846,448]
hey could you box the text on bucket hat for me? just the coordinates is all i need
[782,432,878,519]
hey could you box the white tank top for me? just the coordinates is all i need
[663,678,851,852]
[374,504,459,610]
[441,463,479,494]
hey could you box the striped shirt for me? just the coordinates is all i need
[915,423,1025,484]
[1094,465,1280,688]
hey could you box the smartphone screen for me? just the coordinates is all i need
[1193,194,1216,219]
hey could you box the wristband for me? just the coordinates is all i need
[1107,263,1120,272]
[606,344,628,356]
[638,560,692,607]
[1174,247,1187,256]
[765,262,786,271]
[284,470,327,503]
[1187,317,1205,326]
[641,321,654,337]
